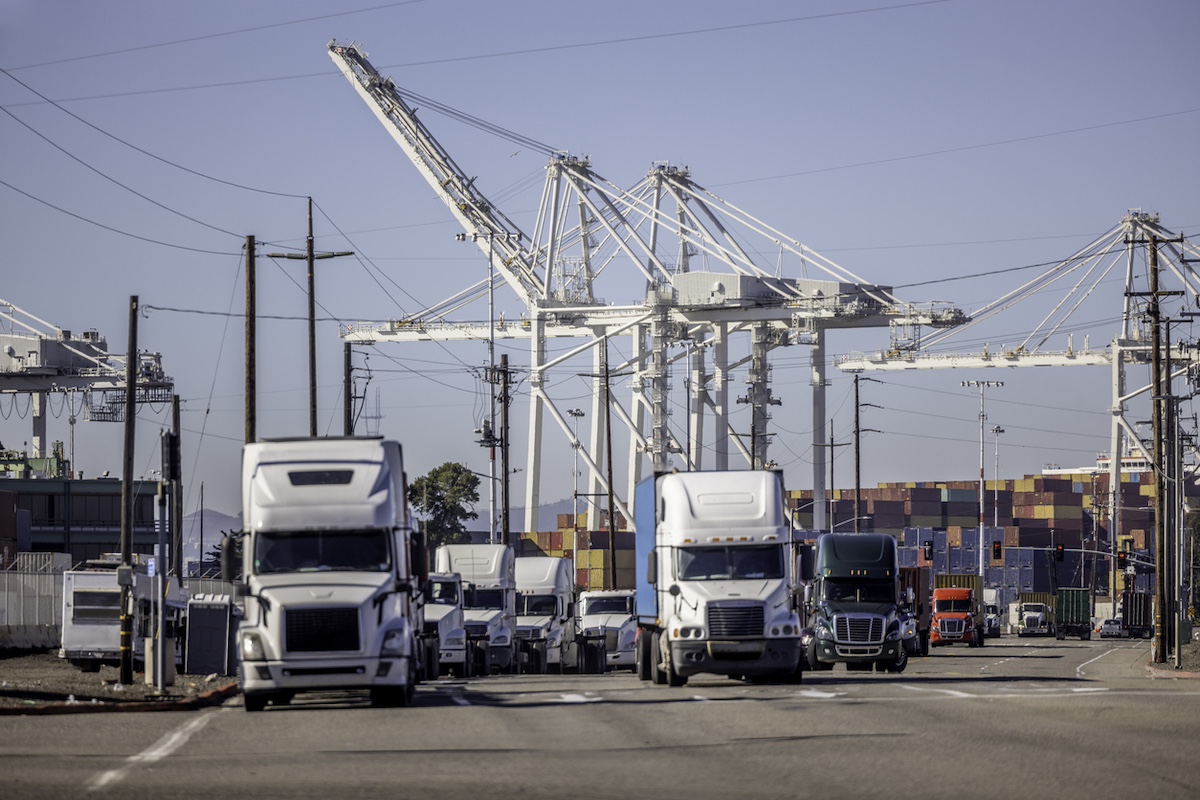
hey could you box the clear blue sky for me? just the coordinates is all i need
[3,1,1198,543]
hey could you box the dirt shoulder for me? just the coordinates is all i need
[0,649,238,712]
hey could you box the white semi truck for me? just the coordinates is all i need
[514,556,580,673]
[578,589,637,671]
[425,572,469,677]
[435,544,516,674]
[634,471,804,686]
[224,437,427,711]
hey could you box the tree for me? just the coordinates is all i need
[411,462,480,549]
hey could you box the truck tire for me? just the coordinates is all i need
[650,632,667,685]
[666,648,688,687]
[244,693,268,712]
[807,643,833,671]
[636,631,653,681]
[883,647,908,673]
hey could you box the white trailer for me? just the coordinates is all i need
[514,556,583,673]
[435,544,516,674]
[59,559,186,674]
[226,437,426,711]
[635,471,803,686]
[578,589,637,671]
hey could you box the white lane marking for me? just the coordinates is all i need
[1076,648,1115,678]
[450,694,471,706]
[796,689,844,699]
[87,709,225,792]
[558,693,602,703]
[898,684,975,698]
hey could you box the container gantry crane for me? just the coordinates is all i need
[328,41,965,532]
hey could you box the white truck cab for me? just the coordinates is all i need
[227,437,425,711]
[425,573,468,677]
[514,556,579,673]
[578,589,637,670]
[435,544,516,674]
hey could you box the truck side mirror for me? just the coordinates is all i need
[796,543,815,581]
[220,535,238,583]
[422,579,434,602]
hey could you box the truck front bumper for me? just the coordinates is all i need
[813,638,901,664]
[670,638,801,678]
[240,655,410,695]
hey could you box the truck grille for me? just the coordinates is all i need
[464,621,488,638]
[938,618,965,635]
[604,630,620,652]
[834,614,884,644]
[515,626,541,640]
[707,603,764,637]
[286,607,360,653]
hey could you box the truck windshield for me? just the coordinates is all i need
[677,545,783,581]
[934,598,973,613]
[254,529,391,574]
[466,588,505,610]
[583,597,632,615]
[519,594,557,615]
[822,578,894,604]
[430,581,459,605]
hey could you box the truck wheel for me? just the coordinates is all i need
[885,647,908,673]
[636,632,653,681]
[244,693,268,712]
[977,631,986,648]
[650,632,667,685]
[666,648,687,687]
[807,643,832,671]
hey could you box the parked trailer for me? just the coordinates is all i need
[1121,590,1154,639]
[1055,587,1092,640]
[60,559,186,673]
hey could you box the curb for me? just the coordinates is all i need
[1145,661,1200,680]
[0,682,240,716]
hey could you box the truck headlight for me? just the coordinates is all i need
[815,619,834,640]
[443,634,464,647]
[492,633,510,646]
[241,632,266,662]
[381,629,409,657]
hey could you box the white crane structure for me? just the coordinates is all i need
[0,298,173,469]
[328,41,965,533]
[838,210,1200,586]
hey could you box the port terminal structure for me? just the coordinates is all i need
[0,298,173,470]
[327,41,966,532]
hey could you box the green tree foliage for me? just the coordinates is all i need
[411,462,480,549]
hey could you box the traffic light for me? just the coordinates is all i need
[1117,551,1127,570]
[992,541,1002,560]
[1055,544,1065,562]
[922,540,933,560]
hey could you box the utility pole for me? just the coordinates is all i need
[267,198,353,437]
[118,295,138,686]
[1149,237,1167,664]
[962,380,1003,578]
[991,426,1005,528]
[500,353,511,547]
[171,394,183,578]
[245,236,256,445]
[343,341,353,436]
[817,421,851,533]
[602,341,617,589]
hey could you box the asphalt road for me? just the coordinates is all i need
[2,637,1197,800]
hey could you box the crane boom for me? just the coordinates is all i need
[327,41,542,304]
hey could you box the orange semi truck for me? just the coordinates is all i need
[930,576,985,648]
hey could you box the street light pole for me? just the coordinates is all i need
[963,380,1003,578]
[991,425,1004,527]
